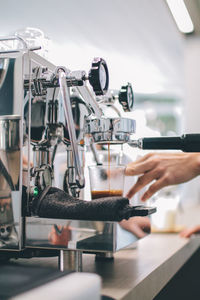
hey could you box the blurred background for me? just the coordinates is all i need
[1,0,200,227]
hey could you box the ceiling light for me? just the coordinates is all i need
[166,0,194,34]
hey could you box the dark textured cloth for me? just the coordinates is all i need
[32,186,147,222]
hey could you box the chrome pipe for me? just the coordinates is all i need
[59,70,85,188]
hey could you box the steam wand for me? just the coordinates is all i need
[59,69,85,188]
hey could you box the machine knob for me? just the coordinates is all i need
[118,82,134,112]
[89,58,109,96]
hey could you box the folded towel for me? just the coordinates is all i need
[31,186,156,222]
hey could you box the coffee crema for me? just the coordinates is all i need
[91,190,123,200]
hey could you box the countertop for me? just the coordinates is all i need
[10,233,200,300]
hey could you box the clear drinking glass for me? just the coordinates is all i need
[88,165,125,200]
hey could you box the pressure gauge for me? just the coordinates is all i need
[119,82,134,112]
[89,58,109,96]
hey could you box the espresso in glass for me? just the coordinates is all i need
[91,189,123,200]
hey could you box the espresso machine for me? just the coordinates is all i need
[0,36,156,272]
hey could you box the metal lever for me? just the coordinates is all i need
[58,70,85,188]
[76,85,103,118]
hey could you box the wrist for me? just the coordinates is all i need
[193,153,200,175]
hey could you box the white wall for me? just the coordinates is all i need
[184,36,200,132]
[177,36,200,209]
[0,0,184,95]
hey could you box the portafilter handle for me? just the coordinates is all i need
[129,134,200,152]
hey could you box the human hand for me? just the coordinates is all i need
[48,224,71,246]
[125,152,200,201]
[180,225,200,238]
[119,216,150,238]
[23,156,33,168]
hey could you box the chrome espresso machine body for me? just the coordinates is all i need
[0,37,155,271]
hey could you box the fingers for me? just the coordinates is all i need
[126,169,159,199]
[22,156,33,168]
[126,176,147,199]
[125,152,184,177]
[125,154,151,176]
[126,174,167,201]
[22,156,28,165]
[125,158,157,176]
[140,178,167,201]
[180,225,200,238]
[180,228,192,238]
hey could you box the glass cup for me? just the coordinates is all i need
[88,165,125,200]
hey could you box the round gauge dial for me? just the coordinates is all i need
[99,64,107,90]
[119,82,134,112]
[89,58,109,95]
